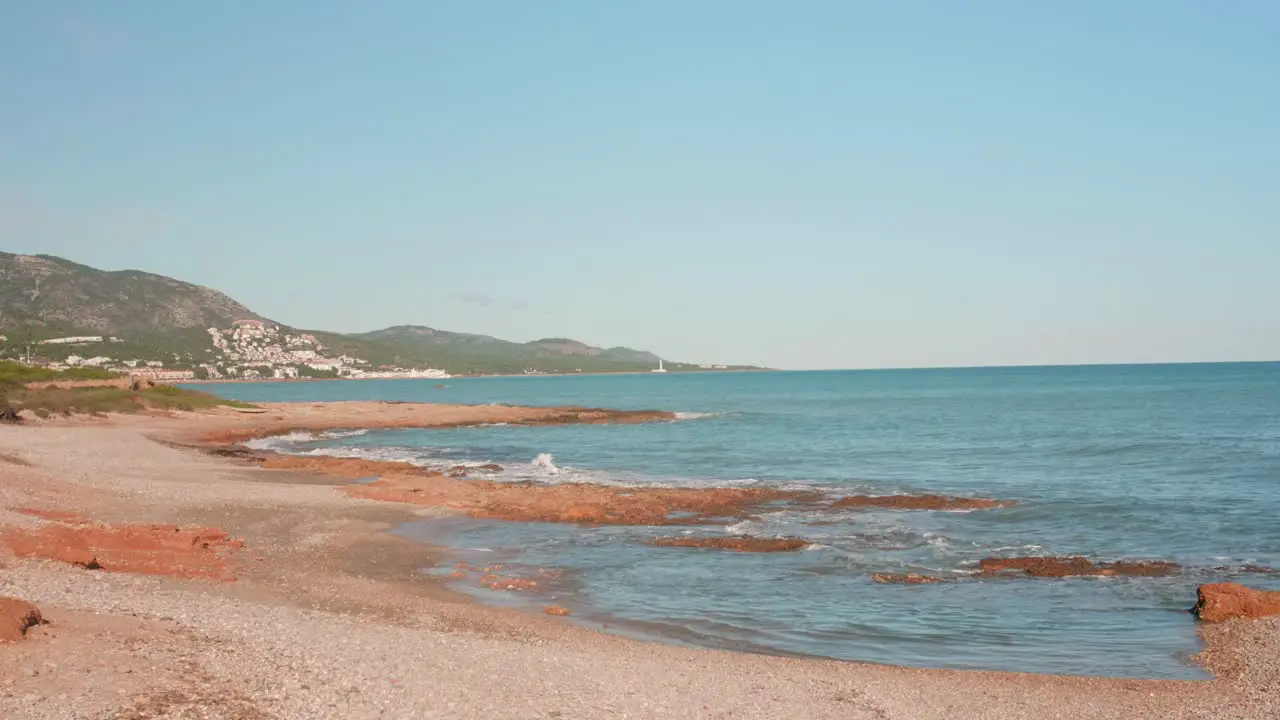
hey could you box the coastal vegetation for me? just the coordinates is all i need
[0,360,118,383]
[2,384,254,417]
[1,384,257,418]
[0,362,256,418]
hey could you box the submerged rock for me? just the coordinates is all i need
[446,463,505,478]
[1193,583,1280,622]
[833,494,1014,511]
[479,575,540,591]
[869,573,946,584]
[646,536,809,552]
[977,556,1181,578]
[0,597,45,642]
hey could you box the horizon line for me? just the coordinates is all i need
[773,359,1280,373]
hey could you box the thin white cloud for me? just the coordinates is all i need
[454,292,495,307]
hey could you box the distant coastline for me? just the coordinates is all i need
[179,367,775,385]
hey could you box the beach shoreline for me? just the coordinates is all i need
[0,404,1277,718]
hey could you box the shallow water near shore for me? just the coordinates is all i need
[193,363,1280,679]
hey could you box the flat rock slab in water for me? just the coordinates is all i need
[646,536,810,552]
[977,556,1181,578]
[833,494,1014,511]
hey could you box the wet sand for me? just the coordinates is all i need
[0,406,1277,719]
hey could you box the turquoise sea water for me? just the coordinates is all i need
[190,363,1280,679]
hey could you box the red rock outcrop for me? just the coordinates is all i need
[646,536,809,552]
[1193,583,1280,622]
[977,556,1180,578]
[0,597,44,642]
[200,404,677,446]
[324,457,801,526]
[1,523,244,581]
[870,573,946,584]
[833,494,1014,511]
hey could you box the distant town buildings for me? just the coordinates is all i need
[2,321,448,382]
[37,336,121,345]
[131,367,196,382]
[203,321,448,380]
[63,355,114,367]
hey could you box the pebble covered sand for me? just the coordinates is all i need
[0,409,1277,719]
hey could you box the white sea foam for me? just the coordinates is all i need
[243,431,319,451]
[321,429,370,439]
[243,428,370,451]
[252,432,797,494]
[673,411,719,421]
[986,544,1047,555]
[295,445,434,467]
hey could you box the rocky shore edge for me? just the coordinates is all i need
[173,402,1280,622]
[0,402,1277,719]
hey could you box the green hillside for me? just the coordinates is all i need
[0,252,763,376]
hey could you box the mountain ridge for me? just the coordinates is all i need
[0,252,754,375]
[0,252,267,334]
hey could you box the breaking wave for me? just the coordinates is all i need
[322,429,370,439]
[243,431,319,451]
[243,428,370,451]
[531,453,561,474]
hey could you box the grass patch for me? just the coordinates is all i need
[3,384,258,417]
[0,360,119,383]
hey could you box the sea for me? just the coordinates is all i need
[188,363,1280,679]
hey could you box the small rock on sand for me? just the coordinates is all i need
[0,596,45,642]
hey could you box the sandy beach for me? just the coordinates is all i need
[1,404,1277,719]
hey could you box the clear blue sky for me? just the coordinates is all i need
[2,1,1277,369]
